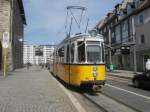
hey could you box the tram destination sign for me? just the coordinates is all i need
[2,32,10,48]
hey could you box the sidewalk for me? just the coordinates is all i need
[0,66,77,112]
[107,70,139,79]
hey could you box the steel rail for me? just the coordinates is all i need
[81,93,110,112]
[100,92,142,112]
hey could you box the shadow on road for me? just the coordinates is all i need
[50,71,100,96]
[128,84,150,91]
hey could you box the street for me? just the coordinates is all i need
[0,0,150,112]
[102,76,150,112]
[0,67,150,112]
[67,75,150,112]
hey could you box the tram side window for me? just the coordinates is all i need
[66,45,70,63]
[58,47,64,63]
[78,41,85,62]
[102,43,105,62]
[56,51,59,63]
[71,44,75,63]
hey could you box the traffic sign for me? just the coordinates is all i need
[2,32,10,48]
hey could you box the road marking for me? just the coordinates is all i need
[107,76,130,81]
[107,77,129,83]
[47,71,86,112]
[106,84,150,100]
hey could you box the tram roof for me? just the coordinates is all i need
[57,33,104,48]
[65,33,103,43]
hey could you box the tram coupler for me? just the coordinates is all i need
[92,85,101,91]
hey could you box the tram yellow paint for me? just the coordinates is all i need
[51,33,106,87]
[53,63,106,86]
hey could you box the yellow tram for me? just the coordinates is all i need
[51,32,106,89]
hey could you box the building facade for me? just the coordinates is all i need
[0,0,26,72]
[135,7,150,71]
[96,0,150,72]
[23,44,55,65]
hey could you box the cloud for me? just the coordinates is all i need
[24,0,122,44]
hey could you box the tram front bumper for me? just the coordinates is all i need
[81,80,106,85]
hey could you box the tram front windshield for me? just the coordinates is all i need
[77,41,104,63]
[87,45,101,63]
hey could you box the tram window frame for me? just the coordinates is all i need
[77,41,85,63]
[66,45,70,63]
[58,47,64,57]
[102,43,105,62]
[86,45,101,63]
[56,51,59,63]
[71,43,75,63]
[86,41,100,45]
[58,47,65,63]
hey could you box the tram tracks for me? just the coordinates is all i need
[70,86,141,112]
[50,72,141,112]
[100,91,142,112]
[80,92,110,112]
[81,92,139,112]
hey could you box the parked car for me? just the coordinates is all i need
[132,71,150,88]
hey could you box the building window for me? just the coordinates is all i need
[139,15,144,24]
[111,31,116,44]
[103,27,107,33]
[115,25,121,43]
[122,20,129,41]
[140,34,145,44]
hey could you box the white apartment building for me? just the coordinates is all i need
[23,44,35,64]
[23,44,55,65]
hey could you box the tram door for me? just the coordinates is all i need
[66,44,70,84]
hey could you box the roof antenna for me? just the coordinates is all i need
[65,6,86,35]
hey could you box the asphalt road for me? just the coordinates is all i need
[70,87,136,112]
[102,76,150,112]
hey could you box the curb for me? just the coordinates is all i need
[47,71,86,112]
[107,73,133,79]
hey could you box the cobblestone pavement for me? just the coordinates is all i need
[0,66,77,112]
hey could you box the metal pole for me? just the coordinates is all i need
[68,17,73,37]
[109,29,112,64]
[3,48,7,78]
[85,18,89,33]
[132,16,137,73]
[9,0,14,70]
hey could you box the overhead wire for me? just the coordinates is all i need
[56,0,88,38]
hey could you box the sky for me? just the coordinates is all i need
[23,0,122,45]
